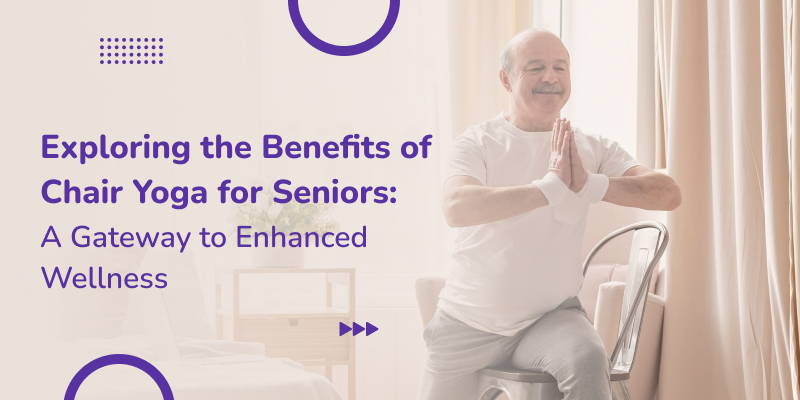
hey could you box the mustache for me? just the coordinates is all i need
[532,84,564,94]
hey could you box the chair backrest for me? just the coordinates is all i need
[582,221,668,374]
[414,222,668,375]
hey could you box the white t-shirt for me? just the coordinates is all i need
[438,113,640,336]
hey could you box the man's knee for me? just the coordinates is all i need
[553,339,611,399]
[570,339,609,376]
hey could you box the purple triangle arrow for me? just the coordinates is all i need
[339,322,352,336]
[366,322,379,336]
[352,322,365,336]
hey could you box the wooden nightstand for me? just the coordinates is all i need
[215,268,355,400]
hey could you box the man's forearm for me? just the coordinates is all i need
[602,172,682,211]
[442,183,550,227]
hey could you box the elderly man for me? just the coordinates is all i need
[418,29,681,400]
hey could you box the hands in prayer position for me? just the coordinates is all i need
[548,118,587,193]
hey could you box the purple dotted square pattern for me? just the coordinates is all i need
[100,38,164,65]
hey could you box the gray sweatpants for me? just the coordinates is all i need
[418,297,610,400]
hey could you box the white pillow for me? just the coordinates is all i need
[123,249,214,340]
[56,247,147,339]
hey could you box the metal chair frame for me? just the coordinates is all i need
[476,221,669,400]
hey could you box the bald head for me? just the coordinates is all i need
[501,29,569,73]
[498,28,572,131]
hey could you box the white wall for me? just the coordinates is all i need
[258,0,449,275]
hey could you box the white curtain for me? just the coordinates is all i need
[447,0,533,139]
[655,0,797,399]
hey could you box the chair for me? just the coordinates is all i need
[416,221,668,400]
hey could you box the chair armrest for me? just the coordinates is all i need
[593,282,664,400]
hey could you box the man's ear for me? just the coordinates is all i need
[499,69,512,92]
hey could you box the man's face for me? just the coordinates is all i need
[506,34,571,118]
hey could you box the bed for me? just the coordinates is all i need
[49,335,344,400]
[24,248,344,400]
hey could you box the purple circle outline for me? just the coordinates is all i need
[64,354,173,400]
[287,0,399,56]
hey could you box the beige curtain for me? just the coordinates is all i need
[655,0,798,399]
[792,0,800,397]
[447,0,533,139]
[793,2,800,399]
[654,0,672,170]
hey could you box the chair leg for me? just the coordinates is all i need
[476,374,562,400]
[611,380,632,400]
[476,386,505,400]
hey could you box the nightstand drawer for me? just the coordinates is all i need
[239,317,349,360]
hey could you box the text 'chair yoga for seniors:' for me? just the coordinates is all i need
[416,221,668,400]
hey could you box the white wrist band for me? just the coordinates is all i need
[576,172,609,204]
[533,172,569,206]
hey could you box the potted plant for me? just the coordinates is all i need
[230,182,337,267]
